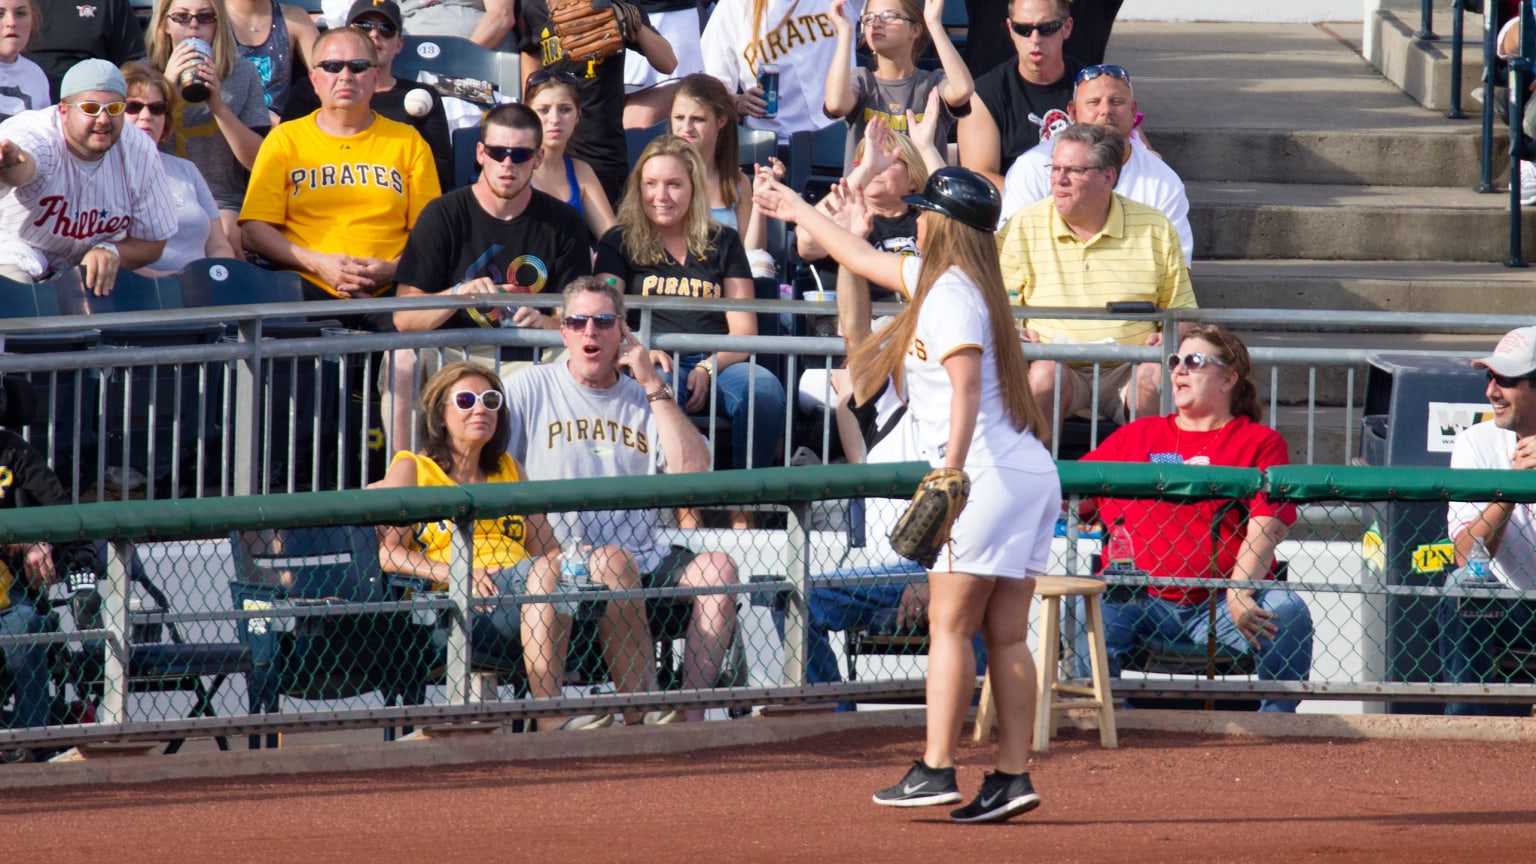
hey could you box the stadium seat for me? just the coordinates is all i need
[230,525,436,747]
[69,540,252,754]
[626,120,669,167]
[396,35,521,104]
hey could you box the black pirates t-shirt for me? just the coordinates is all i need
[594,224,752,336]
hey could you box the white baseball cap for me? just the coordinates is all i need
[1473,326,1536,378]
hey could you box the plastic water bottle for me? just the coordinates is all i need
[559,522,603,620]
[1104,518,1137,572]
[1455,537,1499,588]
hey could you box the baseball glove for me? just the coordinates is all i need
[889,467,970,569]
[550,0,643,63]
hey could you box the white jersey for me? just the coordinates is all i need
[897,256,1054,473]
[1448,419,1536,590]
[0,109,177,279]
[700,0,862,141]
[503,362,671,572]
[0,57,50,121]
[998,131,1194,266]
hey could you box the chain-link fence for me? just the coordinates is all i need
[4,462,1536,752]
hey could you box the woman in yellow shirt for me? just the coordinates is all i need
[376,361,653,730]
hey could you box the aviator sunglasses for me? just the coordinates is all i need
[1166,352,1229,372]
[562,313,619,331]
[452,389,505,412]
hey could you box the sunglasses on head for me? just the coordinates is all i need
[562,313,619,331]
[1009,18,1065,38]
[452,389,504,412]
[1166,352,1229,372]
[1075,64,1132,87]
[1486,369,1536,388]
[483,145,537,164]
[126,100,169,116]
[314,59,375,75]
[525,69,580,89]
[168,10,218,24]
[351,18,399,37]
[66,100,126,117]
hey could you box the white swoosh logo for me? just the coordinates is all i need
[981,788,1003,807]
[902,781,928,794]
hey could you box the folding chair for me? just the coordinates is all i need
[230,526,436,747]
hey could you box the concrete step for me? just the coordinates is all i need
[1364,8,1485,113]
[1157,126,1505,188]
[1192,259,1532,313]
[1188,180,1533,260]
[1270,403,1357,466]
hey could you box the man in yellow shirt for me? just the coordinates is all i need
[997,123,1195,426]
[239,26,439,325]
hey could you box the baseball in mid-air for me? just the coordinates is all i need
[404,88,433,117]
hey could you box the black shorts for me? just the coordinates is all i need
[642,545,695,590]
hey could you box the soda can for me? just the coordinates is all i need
[179,37,213,103]
[757,63,779,119]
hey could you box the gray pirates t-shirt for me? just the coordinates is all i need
[503,362,669,571]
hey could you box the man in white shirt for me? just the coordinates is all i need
[1443,325,1536,715]
[0,59,175,295]
[996,62,1192,267]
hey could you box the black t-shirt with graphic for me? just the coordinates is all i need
[973,56,1083,169]
[518,0,643,191]
[594,224,752,336]
[396,186,591,331]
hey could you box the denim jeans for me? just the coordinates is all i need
[0,598,50,729]
[1437,597,1536,716]
[1074,588,1314,713]
[669,353,786,470]
[773,562,987,712]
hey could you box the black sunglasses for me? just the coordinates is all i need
[168,10,218,24]
[314,59,376,75]
[562,313,619,331]
[125,100,169,116]
[1487,369,1536,388]
[351,18,399,37]
[483,145,537,164]
[1166,352,1229,372]
[1009,18,1065,38]
[451,389,504,412]
[526,69,581,89]
[1075,64,1131,87]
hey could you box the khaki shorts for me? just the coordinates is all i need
[1061,361,1137,424]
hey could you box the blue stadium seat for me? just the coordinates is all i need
[396,35,521,103]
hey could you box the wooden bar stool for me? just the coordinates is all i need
[972,575,1117,752]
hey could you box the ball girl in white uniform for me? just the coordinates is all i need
[753,164,1059,823]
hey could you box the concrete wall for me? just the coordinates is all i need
[1121,0,1363,22]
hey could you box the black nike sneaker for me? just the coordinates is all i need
[872,759,962,807]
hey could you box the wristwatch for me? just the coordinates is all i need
[646,383,675,403]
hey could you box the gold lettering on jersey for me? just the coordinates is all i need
[859,106,922,132]
[288,163,407,197]
[742,9,838,68]
[546,418,649,454]
[0,466,12,499]
[909,337,927,361]
[539,26,603,76]
[639,274,722,299]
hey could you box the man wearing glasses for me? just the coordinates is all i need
[0,59,176,295]
[958,0,1080,190]
[1443,327,1536,715]
[240,26,440,316]
[502,275,741,722]
[997,122,1195,429]
[996,63,1191,269]
[391,102,590,450]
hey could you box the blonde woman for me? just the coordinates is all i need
[755,164,1059,823]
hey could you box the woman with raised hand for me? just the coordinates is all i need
[375,361,656,731]
[121,62,235,275]
[754,163,1059,824]
[147,0,271,255]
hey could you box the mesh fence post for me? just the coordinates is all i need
[98,539,133,727]
[783,500,810,687]
[444,518,475,705]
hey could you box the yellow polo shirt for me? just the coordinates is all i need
[997,194,1196,346]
